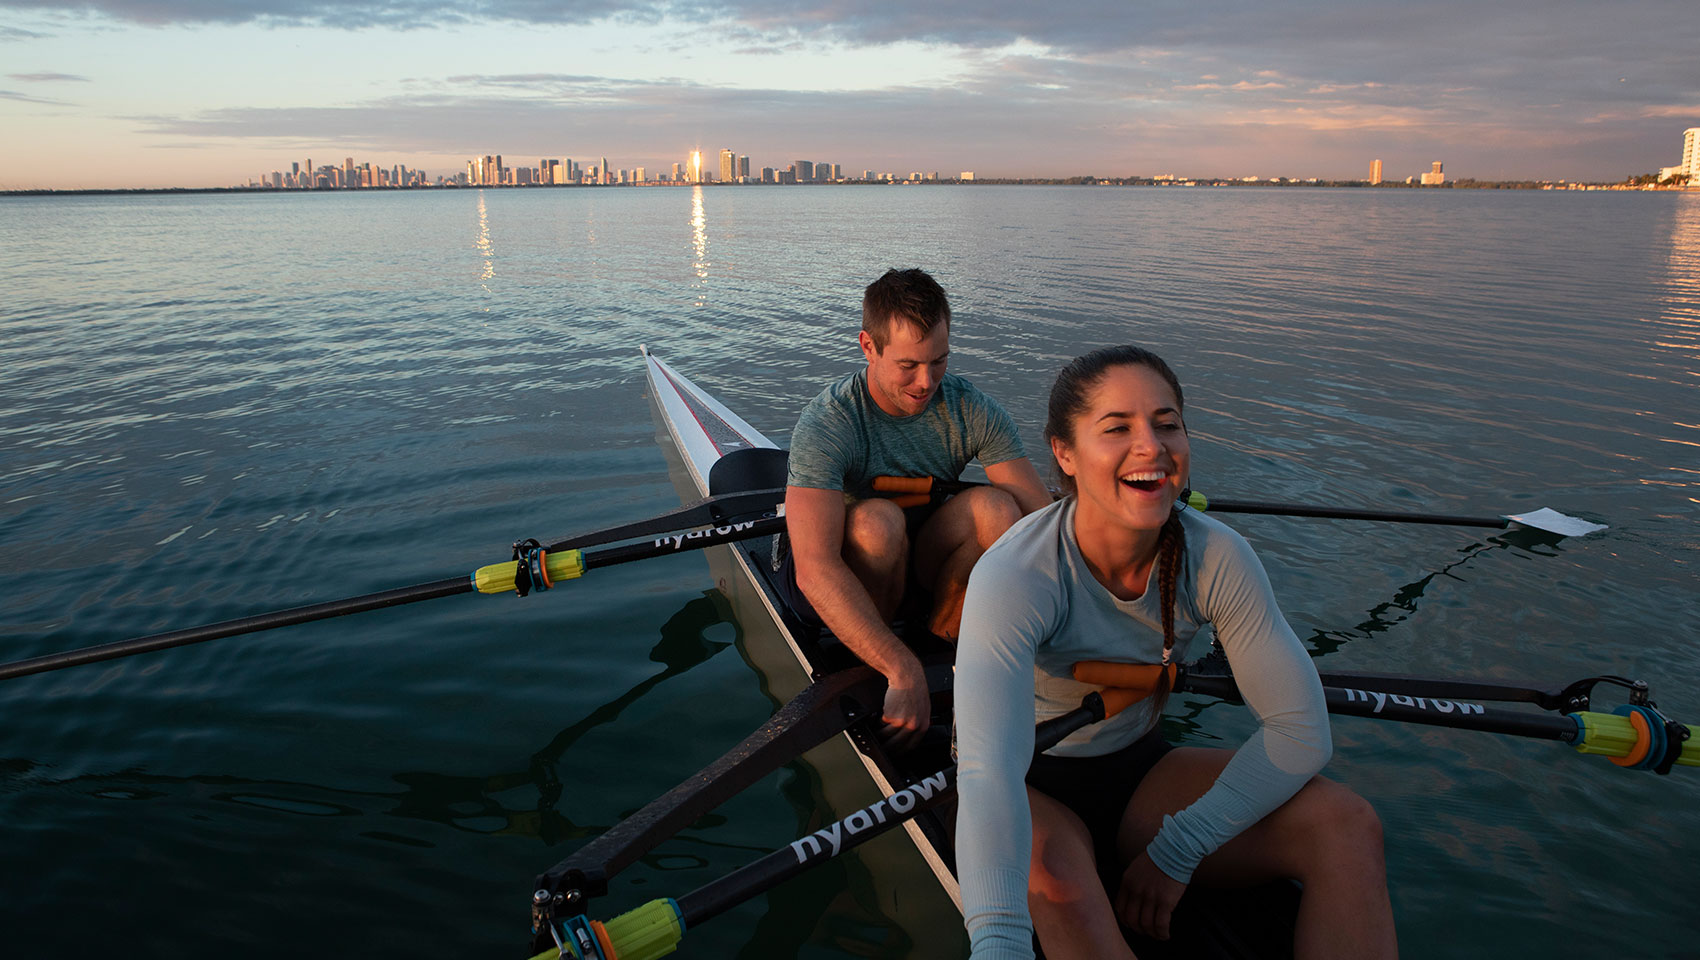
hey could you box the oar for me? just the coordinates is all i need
[0,497,785,683]
[1076,660,1697,775]
[1181,492,1606,538]
[526,675,1170,960]
[869,476,1606,538]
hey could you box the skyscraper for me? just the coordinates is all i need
[1370,159,1383,185]
[738,155,749,179]
[1683,128,1699,177]
[793,160,814,181]
[720,148,736,183]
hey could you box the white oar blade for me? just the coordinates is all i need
[1503,508,1607,537]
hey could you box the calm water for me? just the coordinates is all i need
[2,185,1697,959]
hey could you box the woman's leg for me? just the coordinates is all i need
[1115,747,1397,960]
[1027,786,1137,960]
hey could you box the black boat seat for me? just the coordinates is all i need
[708,446,789,497]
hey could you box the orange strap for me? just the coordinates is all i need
[1073,661,1178,718]
[872,476,933,495]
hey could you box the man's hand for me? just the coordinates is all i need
[1114,849,1187,941]
[879,666,932,752]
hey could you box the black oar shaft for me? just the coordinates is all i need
[1180,673,1575,741]
[4,509,788,683]
[1200,499,1507,529]
[671,695,1108,930]
[0,577,471,682]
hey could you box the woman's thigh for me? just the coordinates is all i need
[1115,746,1377,887]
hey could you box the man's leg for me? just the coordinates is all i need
[912,486,1022,638]
[842,497,910,620]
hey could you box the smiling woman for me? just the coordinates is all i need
[955,345,1396,960]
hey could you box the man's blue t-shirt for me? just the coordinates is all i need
[786,370,1027,495]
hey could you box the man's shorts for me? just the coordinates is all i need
[771,500,940,627]
[1025,725,1174,890]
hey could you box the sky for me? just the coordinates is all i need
[2,0,1698,189]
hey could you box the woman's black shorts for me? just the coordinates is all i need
[1025,725,1173,888]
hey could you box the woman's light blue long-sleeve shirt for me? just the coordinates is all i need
[954,498,1331,960]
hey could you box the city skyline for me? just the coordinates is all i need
[3,1,1697,190]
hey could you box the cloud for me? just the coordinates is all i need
[113,57,1679,183]
[0,24,49,39]
[8,72,90,81]
[1641,105,1700,119]
[0,0,655,28]
[0,88,71,103]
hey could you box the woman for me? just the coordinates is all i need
[954,346,1396,960]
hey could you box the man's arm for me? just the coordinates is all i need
[984,457,1053,516]
[785,484,931,750]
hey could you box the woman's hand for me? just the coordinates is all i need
[1114,850,1187,940]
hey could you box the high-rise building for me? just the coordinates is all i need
[1420,161,1444,186]
[672,162,683,182]
[1370,159,1383,185]
[793,160,814,181]
[635,166,647,183]
[761,167,775,183]
[738,155,749,180]
[688,151,702,183]
[719,148,736,183]
[1683,128,1699,177]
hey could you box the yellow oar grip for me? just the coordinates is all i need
[1073,661,1178,718]
[472,549,585,595]
[600,898,685,960]
[1572,711,1700,767]
[1184,490,1209,511]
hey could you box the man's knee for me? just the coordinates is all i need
[844,498,908,558]
[960,486,1023,545]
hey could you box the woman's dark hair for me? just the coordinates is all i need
[1044,345,1189,690]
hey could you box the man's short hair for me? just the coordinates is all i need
[862,268,951,351]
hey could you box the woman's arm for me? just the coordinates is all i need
[1142,526,1332,883]
[955,552,1053,960]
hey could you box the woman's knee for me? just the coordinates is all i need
[1289,780,1386,870]
[1028,852,1102,915]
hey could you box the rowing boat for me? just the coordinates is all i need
[630,346,1300,959]
[640,346,970,952]
[519,350,1683,959]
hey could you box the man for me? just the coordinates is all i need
[780,268,1052,750]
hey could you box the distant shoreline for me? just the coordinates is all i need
[5,179,1694,198]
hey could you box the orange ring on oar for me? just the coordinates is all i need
[535,549,553,590]
[1610,708,1654,768]
[590,918,617,959]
